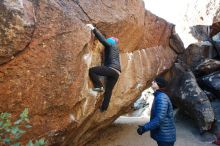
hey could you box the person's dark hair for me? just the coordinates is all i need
[155,77,168,88]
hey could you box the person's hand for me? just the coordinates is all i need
[137,125,145,135]
[86,24,95,30]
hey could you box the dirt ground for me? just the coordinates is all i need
[87,115,216,146]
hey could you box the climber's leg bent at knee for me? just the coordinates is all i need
[100,69,119,112]
[89,66,104,92]
[89,66,119,92]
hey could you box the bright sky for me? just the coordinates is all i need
[143,0,214,47]
[143,0,190,24]
[143,0,195,47]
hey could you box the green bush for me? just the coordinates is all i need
[0,108,47,146]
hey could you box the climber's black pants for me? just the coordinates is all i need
[89,66,119,111]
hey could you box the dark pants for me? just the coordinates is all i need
[89,66,119,111]
[157,141,175,146]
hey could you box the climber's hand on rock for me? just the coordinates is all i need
[86,24,95,30]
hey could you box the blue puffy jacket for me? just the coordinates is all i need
[143,90,176,142]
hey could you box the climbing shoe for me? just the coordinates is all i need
[99,104,108,112]
[99,107,107,112]
[92,87,104,92]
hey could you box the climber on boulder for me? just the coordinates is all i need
[86,24,121,112]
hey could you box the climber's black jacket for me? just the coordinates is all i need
[92,28,121,72]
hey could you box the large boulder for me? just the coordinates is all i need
[211,99,220,145]
[189,25,210,42]
[211,22,220,37]
[0,0,35,64]
[76,0,145,52]
[203,90,217,101]
[169,29,185,54]
[195,59,220,77]
[168,63,215,132]
[211,9,220,37]
[211,100,220,132]
[198,71,220,98]
[181,42,218,70]
[137,10,173,49]
[0,0,177,145]
[211,32,220,57]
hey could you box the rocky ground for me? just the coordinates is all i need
[87,111,217,146]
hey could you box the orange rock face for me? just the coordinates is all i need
[0,0,176,145]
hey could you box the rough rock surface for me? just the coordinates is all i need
[195,59,220,77]
[137,11,173,49]
[189,25,210,41]
[167,63,215,132]
[169,30,185,54]
[211,22,220,37]
[0,0,35,64]
[211,100,220,132]
[204,90,217,101]
[198,71,220,98]
[0,0,176,145]
[181,42,217,70]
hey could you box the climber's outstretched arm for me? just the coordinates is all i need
[86,24,110,47]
